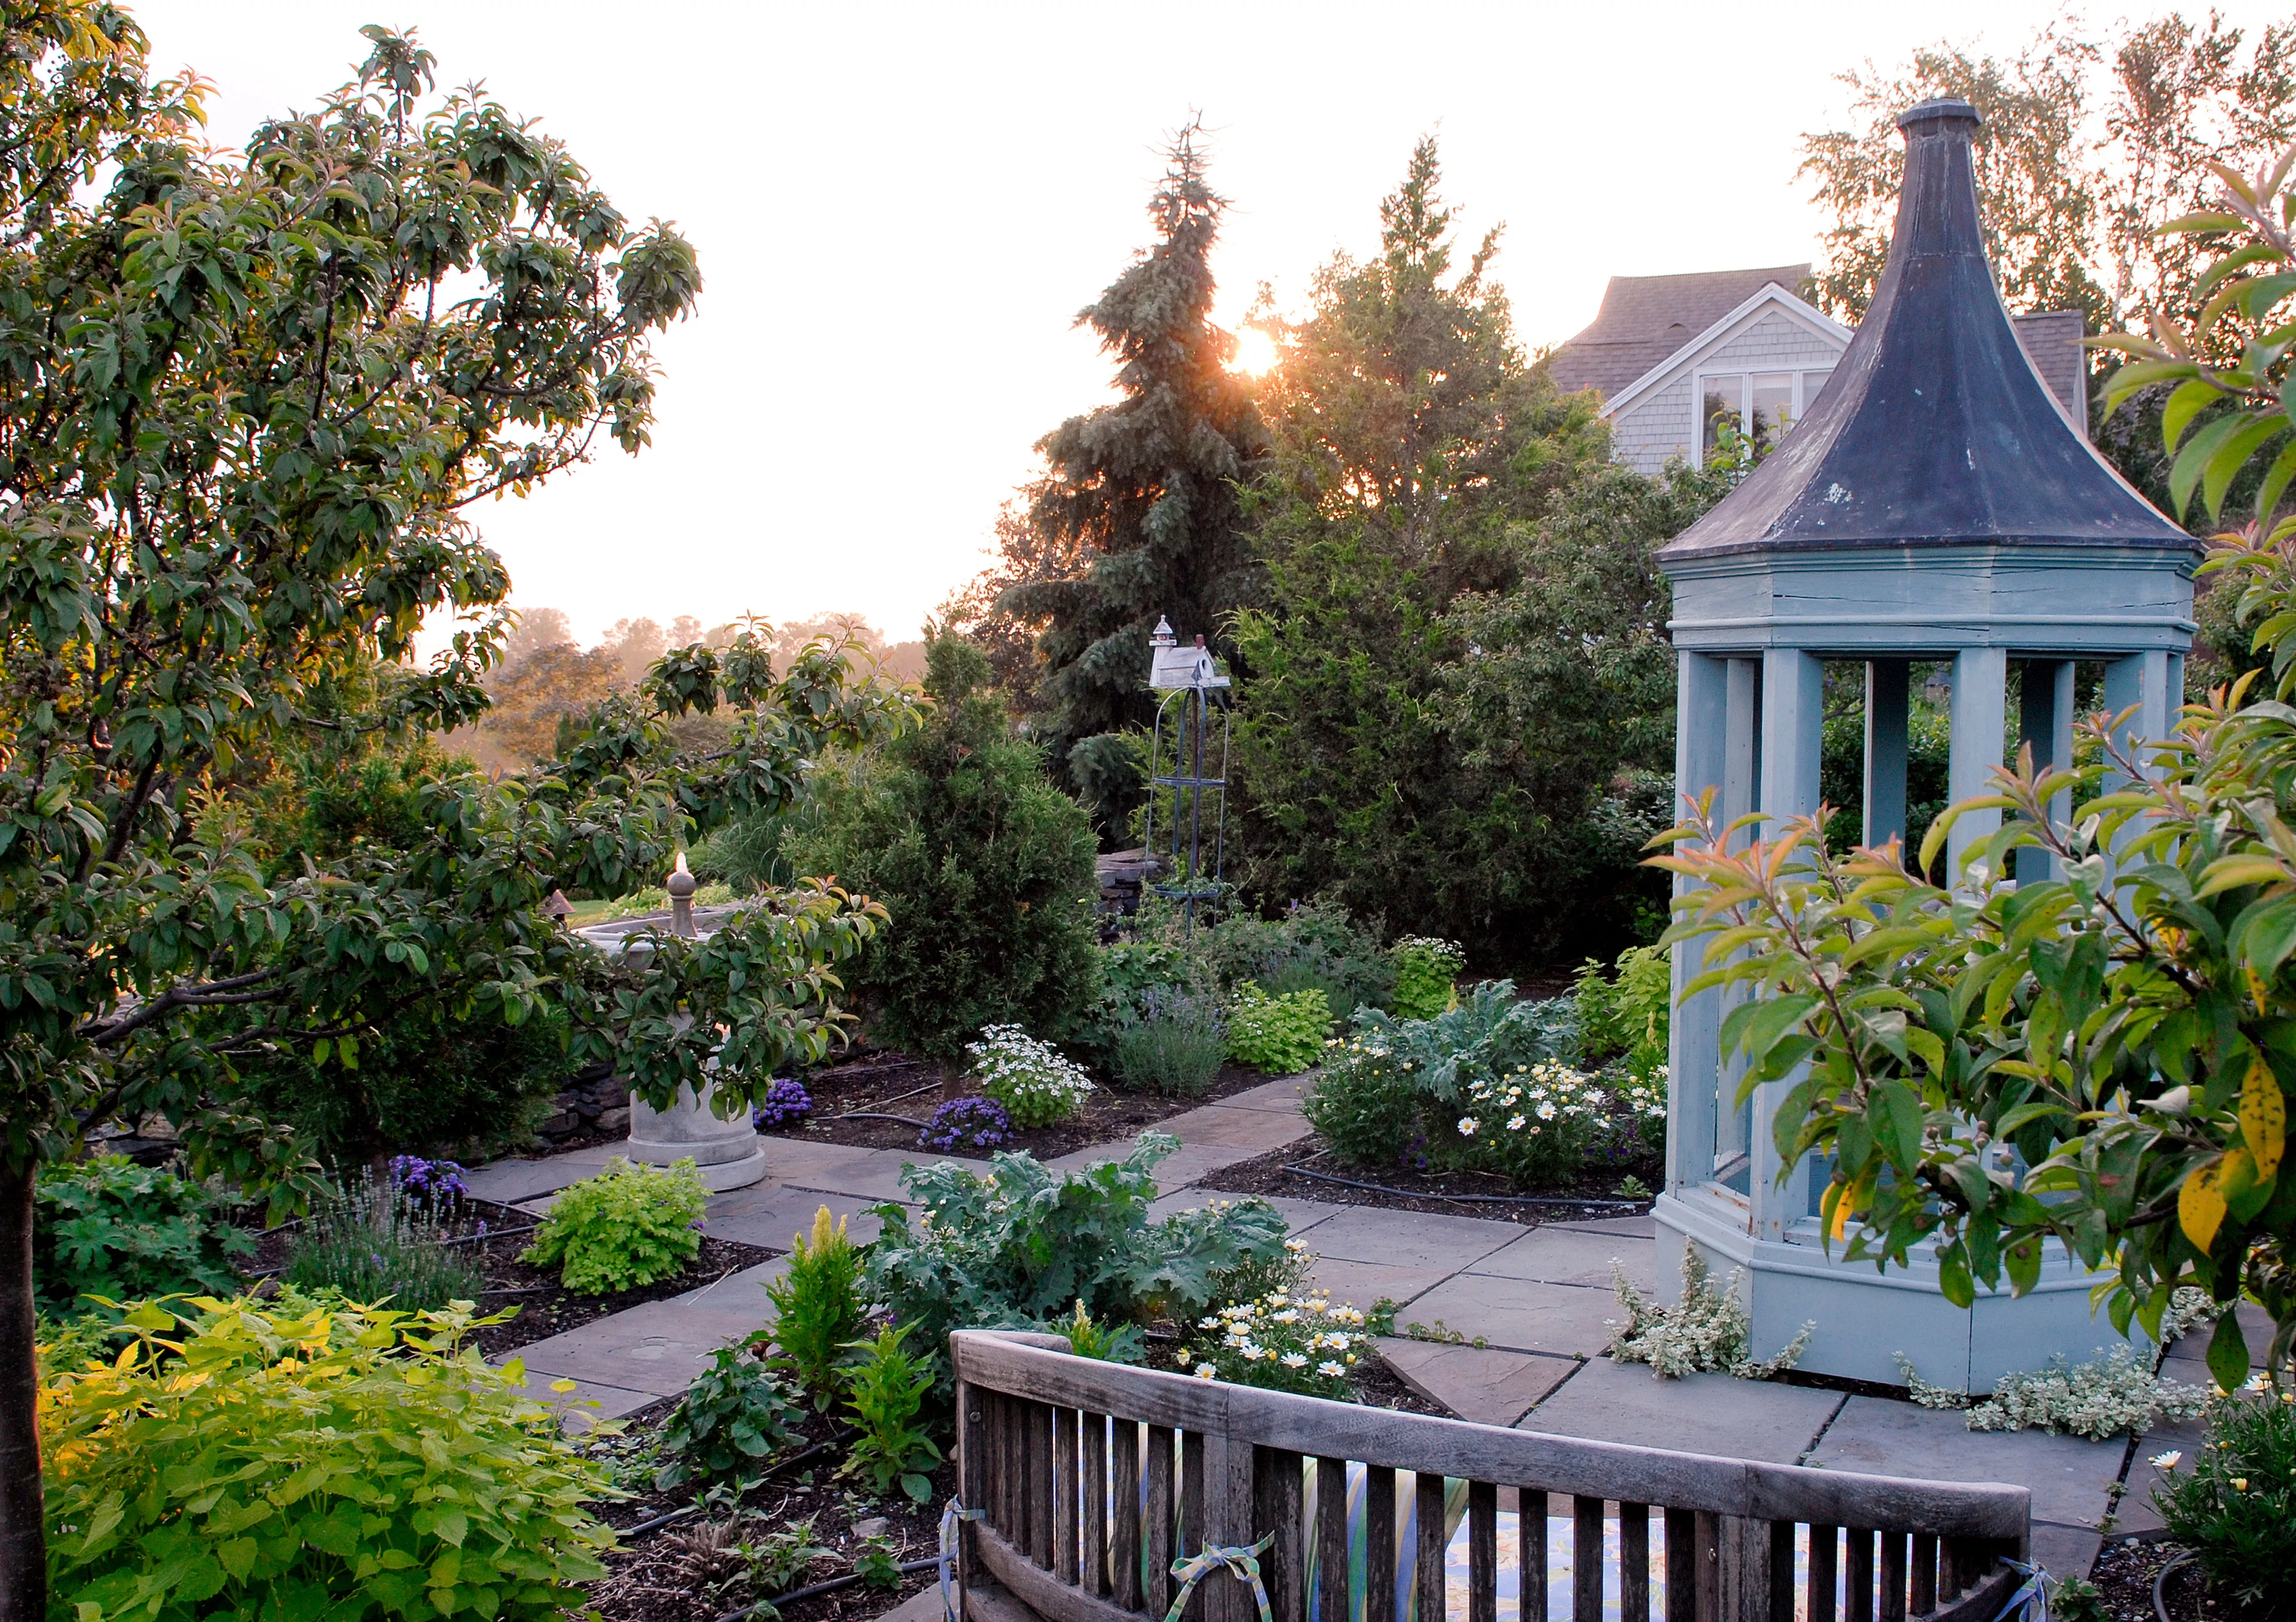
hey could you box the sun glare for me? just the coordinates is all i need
[1231,328,1278,376]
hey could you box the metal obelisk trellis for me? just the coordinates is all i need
[1140,616,1231,938]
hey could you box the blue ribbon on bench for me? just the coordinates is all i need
[1163,1534,1278,1622]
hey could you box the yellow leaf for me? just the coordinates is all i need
[2243,1055,2287,1181]
[2181,1156,2231,1251]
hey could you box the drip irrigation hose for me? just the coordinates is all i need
[839,1077,945,1113]
[1278,1162,1647,1210]
[830,1112,929,1128]
[2151,1549,2195,1622]
[709,1555,940,1622]
[614,1428,863,1543]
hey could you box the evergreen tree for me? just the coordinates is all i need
[1232,138,1654,966]
[998,123,1267,802]
[788,636,1101,1058]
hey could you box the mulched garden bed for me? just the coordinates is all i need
[761,1048,1294,1160]
[2089,1536,2218,1621]
[587,1398,955,1622]
[582,1340,1446,1622]
[1199,1141,1659,1226]
[241,1198,781,1360]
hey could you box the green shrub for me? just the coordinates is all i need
[1304,1036,1428,1170]
[1573,943,1671,1077]
[1111,986,1228,1096]
[787,634,1100,1058]
[285,1170,486,1311]
[1387,936,1464,1021]
[2152,1384,2296,1619]
[763,1205,868,1408]
[42,1297,614,1622]
[237,999,571,1164]
[33,1156,252,1317]
[1225,982,1331,1074]
[968,1023,1096,1126]
[839,1322,941,1503]
[1081,940,1212,1067]
[862,1135,1290,1363]
[522,1158,708,1294]
[1193,899,1393,1020]
[656,1342,798,1493]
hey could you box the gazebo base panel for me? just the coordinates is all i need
[1655,1188,2152,1392]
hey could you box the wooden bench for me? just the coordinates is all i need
[952,1330,2029,1622]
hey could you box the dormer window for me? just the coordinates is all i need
[1700,368,1836,454]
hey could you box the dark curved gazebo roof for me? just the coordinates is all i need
[1658,99,2196,562]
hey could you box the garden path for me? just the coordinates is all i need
[466,1074,2266,1586]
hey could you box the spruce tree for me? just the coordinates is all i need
[999,123,1267,799]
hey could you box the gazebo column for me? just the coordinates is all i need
[1666,652,1729,1195]
[2103,649,2175,782]
[2015,660,2076,884]
[1751,648,1822,1236]
[1947,647,2009,876]
[1863,659,1910,850]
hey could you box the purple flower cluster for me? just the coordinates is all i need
[919,1096,1012,1152]
[390,1155,467,1207]
[752,1078,814,1128]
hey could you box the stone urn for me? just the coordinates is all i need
[620,853,767,1191]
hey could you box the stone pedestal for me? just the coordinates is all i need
[627,1076,767,1191]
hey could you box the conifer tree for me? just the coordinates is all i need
[998,123,1267,798]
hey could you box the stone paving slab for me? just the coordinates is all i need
[1213,1076,1315,1113]
[2030,1524,2104,1585]
[1300,1206,1521,1273]
[462,1144,620,1205]
[1802,1396,2125,1533]
[1518,1356,1845,1464]
[1466,1226,1657,1291]
[2157,1300,2272,1373]
[1308,1256,1444,1312]
[2107,1413,2204,1538]
[500,1258,787,1398]
[1147,1100,1310,1151]
[1543,1213,1658,1239]
[1150,1189,1340,1237]
[499,1365,661,1432]
[1400,1275,1622,1358]
[1377,1339,1580,1427]
[705,1183,883,1250]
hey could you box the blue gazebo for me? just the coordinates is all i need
[1654,99,2201,1388]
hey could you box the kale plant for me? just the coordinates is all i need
[862,1135,1289,1362]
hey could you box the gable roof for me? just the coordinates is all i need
[1546,264,1813,397]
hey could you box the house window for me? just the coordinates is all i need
[1700,368,1837,455]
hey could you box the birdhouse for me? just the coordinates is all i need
[1655,98,2199,1389]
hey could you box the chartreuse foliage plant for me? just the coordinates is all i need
[1652,137,2296,1391]
[861,1135,1290,1364]
[1387,938,1464,1021]
[839,1323,941,1504]
[0,8,915,1605]
[521,1159,708,1294]
[1573,944,1672,1078]
[32,1157,251,1317]
[763,1205,867,1409]
[1224,983,1331,1074]
[40,1296,616,1622]
[2152,1383,2296,1619]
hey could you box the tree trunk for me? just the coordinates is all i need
[0,1158,44,1622]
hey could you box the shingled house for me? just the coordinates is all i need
[1547,264,2089,475]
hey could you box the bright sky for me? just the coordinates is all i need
[133,1,2294,651]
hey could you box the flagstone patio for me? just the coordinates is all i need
[468,1071,2267,1587]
